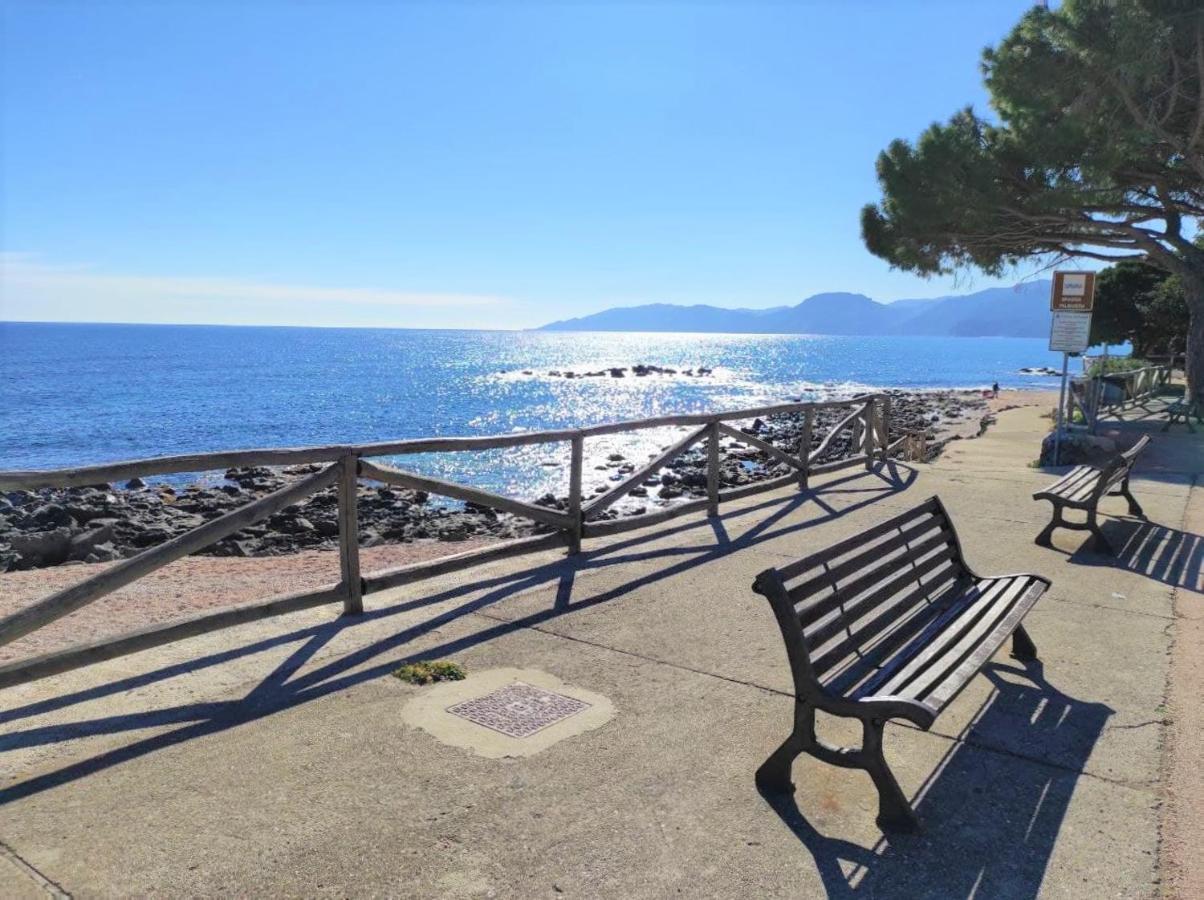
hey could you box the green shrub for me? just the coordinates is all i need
[1086,356,1151,376]
[392,660,467,685]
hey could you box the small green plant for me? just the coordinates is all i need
[392,660,467,685]
[1086,356,1150,376]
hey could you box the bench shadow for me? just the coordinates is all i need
[0,462,918,806]
[760,659,1112,899]
[1060,516,1204,593]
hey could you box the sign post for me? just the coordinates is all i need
[1048,272,1097,465]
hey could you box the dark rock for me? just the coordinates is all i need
[30,504,74,529]
[86,541,121,563]
[9,528,73,567]
[126,477,147,489]
[438,524,469,541]
[131,527,172,548]
[69,522,116,561]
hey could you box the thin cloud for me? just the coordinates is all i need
[0,253,508,311]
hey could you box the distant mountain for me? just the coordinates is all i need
[538,281,1053,338]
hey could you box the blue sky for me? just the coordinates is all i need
[1,1,1050,329]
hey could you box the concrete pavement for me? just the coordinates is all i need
[0,398,1199,898]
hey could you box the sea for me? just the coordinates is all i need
[0,322,1071,500]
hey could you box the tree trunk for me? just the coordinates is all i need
[1184,271,1204,400]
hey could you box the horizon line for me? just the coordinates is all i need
[0,318,1063,341]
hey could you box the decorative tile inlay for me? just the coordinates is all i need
[446,681,591,738]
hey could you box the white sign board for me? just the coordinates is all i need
[1062,273,1087,296]
[1049,310,1093,353]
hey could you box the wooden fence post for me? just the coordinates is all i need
[799,407,814,490]
[850,408,864,469]
[568,434,584,553]
[879,395,891,462]
[863,398,875,470]
[338,454,363,615]
[706,421,720,517]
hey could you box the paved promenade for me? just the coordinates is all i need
[0,398,1199,898]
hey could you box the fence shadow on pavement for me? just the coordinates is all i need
[0,462,917,806]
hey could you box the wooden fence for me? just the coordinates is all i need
[0,394,895,689]
[1067,364,1173,429]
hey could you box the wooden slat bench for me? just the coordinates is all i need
[1162,389,1202,433]
[1032,434,1150,554]
[752,497,1050,831]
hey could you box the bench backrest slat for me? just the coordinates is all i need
[774,497,940,583]
[822,568,979,696]
[810,559,963,684]
[1095,434,1150,499]
[804,544,958,652]
[790,517,953,615]
[753,496,972,701]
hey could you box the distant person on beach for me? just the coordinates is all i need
[992,381,1000,398]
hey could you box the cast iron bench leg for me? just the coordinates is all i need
[1088,509,1114,555]
[1119,474,1145,518]
[755,702,814,794]
[1011,623,1038,661]
[1035,503,1062,547]
[864,719,919,833]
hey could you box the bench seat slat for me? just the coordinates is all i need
[1044,467,1098,501]
[876,576,1033,701]
[1044,465,1095,495]
[821,595,952,697]
[845,576,1014,699]
[1067,477,1102,502]
[819,568,976,696]
[920,580,1047,712]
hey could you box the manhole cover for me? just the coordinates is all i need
[447,681,591,738]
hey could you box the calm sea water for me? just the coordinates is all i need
[0,322,1067,499]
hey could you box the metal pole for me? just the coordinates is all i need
[1091,344,1109,435]
[1054,352,1069,466]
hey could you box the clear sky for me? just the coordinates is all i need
[1,1,1050,329]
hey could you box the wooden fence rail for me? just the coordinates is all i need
[1067,364,1173,430]
[0,393,896,689]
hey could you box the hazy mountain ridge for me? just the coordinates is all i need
[539,281,1052,337]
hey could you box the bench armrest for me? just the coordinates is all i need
[854,695,937,729]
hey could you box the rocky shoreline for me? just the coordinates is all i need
[0,389,991,573]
